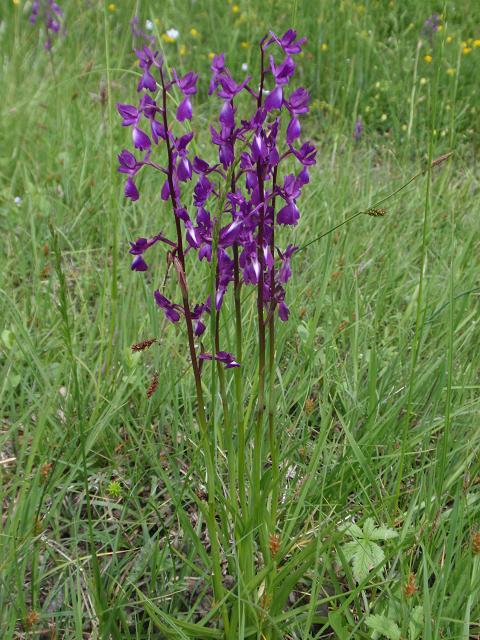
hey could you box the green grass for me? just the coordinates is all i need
[1,0,479,638]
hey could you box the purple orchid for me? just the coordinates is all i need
[154,291,182,323]
[29,0,65,50]
[200,351,240,368]
[117,28,316,372]
[353,118,363,142]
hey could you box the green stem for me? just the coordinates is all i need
[268,166,279,531]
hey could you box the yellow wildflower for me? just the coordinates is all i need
[208,52,216,60]
[107,3,116,11]
[232,4,240,13]
[240,41,249,49]
[424,54,432,63]
[419,77,427,85]
[446,35,453,43]
[437,25,443,31]
[13,0,20,5]
[320,43,328,51]
[179,44,187,56]
[190,28,199,37]
[162,34,175,43]
[462,46,472,55]
[474,39,480,47]
[154,18,161,25]
[446,67,455,76]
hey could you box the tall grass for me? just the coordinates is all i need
[0,0,479,638]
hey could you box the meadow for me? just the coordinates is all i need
[1,0,480,638]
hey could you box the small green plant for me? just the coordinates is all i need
[339,518,398,583]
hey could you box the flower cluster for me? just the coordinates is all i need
[29,0,64,50]
[117,30,316,368]
[422,13,441,42]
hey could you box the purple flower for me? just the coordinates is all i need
[192,301,209,336]
[286,87,310,114]
[129,232,175,269]
[131,254,147,271]
[173,69,198,95]
[251,134,268,162]
[277,173,303,225]
[291,141,317,166]
[270,55,296,85]
[117,103,139,126]
[118,149,140,175]
[422,13,441,41]
[270,29,306,55]
[278,301,289,321]
[264,86,283,111]
[118,28,317,350]
[217,74,251,100]
[286,117,301,144]
[210,125,235,168]
[278,244,298,283]
[132,126,151,150]
[194,175,214,206]
[125,177,139,201]
[353,118,363,142]
[200,351,240,368]
[177,97,193,122]
[277,202,299,225]
[135,46,162,93]
[29,0,65,49]
[219,101,235,128]
[154,291,182,323]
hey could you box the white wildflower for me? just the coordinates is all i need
[166,28,179,40]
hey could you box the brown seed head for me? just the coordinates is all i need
[40,461,53,483]
[269,533,281,558]
[337,319,350,333]
[404,572,417,598]
[132,338,157,352]
[365,207,387,217]
[472,531,480,555]
[25,610,40,628]
[305,398,315,415]
[147,372,159,398]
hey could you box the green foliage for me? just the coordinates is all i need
[365,614,401,640]
[340,518,398,582]
[0,0,479,638]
